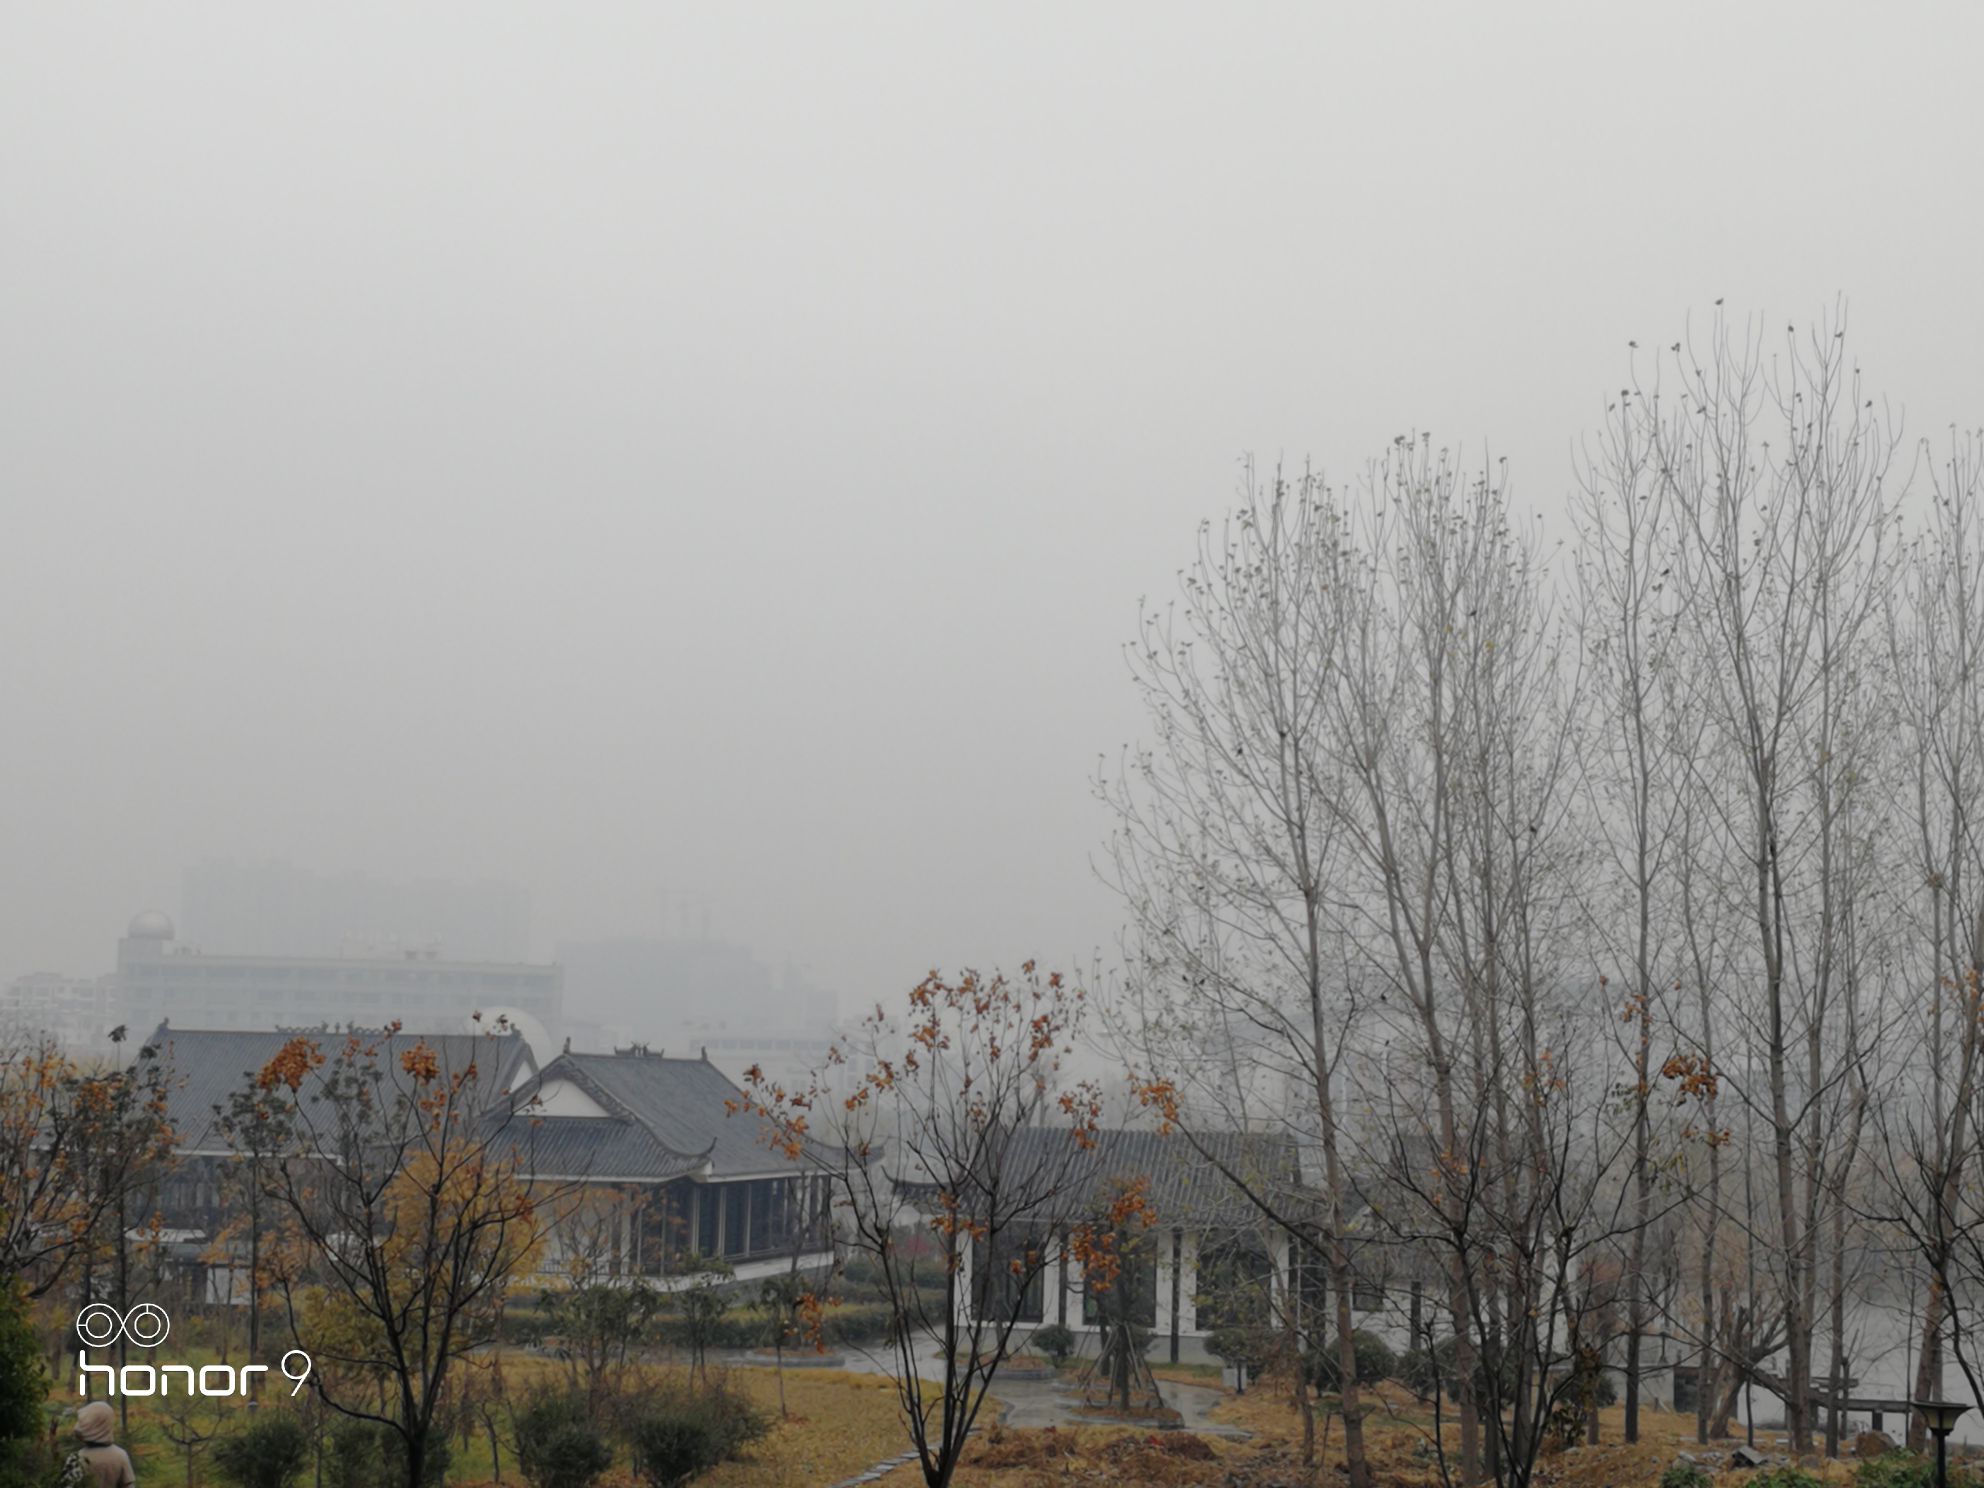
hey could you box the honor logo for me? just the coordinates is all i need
[76,1304,313,1399]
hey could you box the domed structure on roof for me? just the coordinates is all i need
[126,910,175,941]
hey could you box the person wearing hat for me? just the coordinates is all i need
[71,1401,136,1487]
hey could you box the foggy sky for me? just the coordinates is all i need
[5,2,1982,1009]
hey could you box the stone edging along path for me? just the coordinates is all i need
[825,1445,925,1487]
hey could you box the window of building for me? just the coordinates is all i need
[748,1179,787,1255]
[970,1228,1048,1324]
[696,1186,719,1257]
[723,1184,750,1258]
[1196,1236,1275,1331]
[639,1184,692,1274]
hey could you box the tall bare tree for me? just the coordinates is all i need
[1880,429,1984,1444]
[1099,463,1375,1488]
[1627,309,1899,1453]
[1321,436,1584,1483]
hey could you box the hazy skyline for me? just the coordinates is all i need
[6,3,1983,1003]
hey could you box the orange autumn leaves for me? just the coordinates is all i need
[735,961,1104,1163]
[257,1036,324,1094]
[1068,1176,1158,1296]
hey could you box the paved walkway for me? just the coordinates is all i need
[822,1335,1248,1436]
[996,1374,1248,1436]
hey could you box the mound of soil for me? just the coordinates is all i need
[968,1426,1221,1481]
[969,1425,1084,1469]
[1102,1431,1217,1463]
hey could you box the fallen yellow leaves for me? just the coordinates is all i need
[696,1368,910,1488]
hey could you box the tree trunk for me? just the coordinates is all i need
[1309,962,1373,1488]
[1912,1279,1945,1452]
[1764,845,1812,1454]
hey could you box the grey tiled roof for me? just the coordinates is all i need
[899,1125,1299,1229]
[502,1116,705,1182]
[524,1050,802,1179]
[143,1024,539,1154]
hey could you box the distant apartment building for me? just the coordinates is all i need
[557,934,837,1085]
[115,911,562,1036]
[663,1025,840,1097]
[0,971,122,1055]
[180,860,530,963]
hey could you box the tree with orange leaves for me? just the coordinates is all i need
[1069,1175,1163,1415]
[238,1023,574,1488]
[0,1029,174,1303]
[734,963,1102,1488]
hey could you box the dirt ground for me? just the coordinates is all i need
[871,1377,1873,1488]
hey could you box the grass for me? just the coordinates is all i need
[49,1354,907,1488]
[57,1344,1886,1487]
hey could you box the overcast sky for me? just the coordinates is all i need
[4,2,1982,1005]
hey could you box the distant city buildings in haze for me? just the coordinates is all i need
[116,911,562,1036]
[1,910,564,1053]
[1,869,832,1087]
[181,859,531,962]
[0,970,121,1057]
[557,933,838,1090]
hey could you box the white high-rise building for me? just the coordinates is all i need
[0,970,123,1056]
[116,911,562,1036]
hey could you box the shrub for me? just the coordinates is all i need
[1857,1452,1947,1488]
[0,1282,45,1447]
[629,1380,769,1487]
[1205,1326,1272,1374]
[1660,1460,1713,1488]
[0,1284,51,1488]
[1031,1324,1077,1367]
[1308,1330,1397,1390]
[686,1380,768,1460]
[315,1421,445,1488]
[211,1412,311,1488]
[630,1412,719,1488]
[515,1387,614,1488]
[542,1282,664,1372]
[0,1441,57,1488]
[1752,1470,1825,1488]
[383,1432,451,1488]
[320,1420,386,1488]
[1399,1335,1520,1403]
[638,1297,897,1351]
[672,1257,736,1378]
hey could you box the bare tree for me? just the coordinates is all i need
[1878,428,1984,1444]
[536,1185,663,1408]
[1571,369,1705,1441]
[1106,437,1606,1487]
[1321,436,1585,1484]
[737,963,1102,1488]
[1626,309,1899,1453]
[1098,463,1375,1488]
